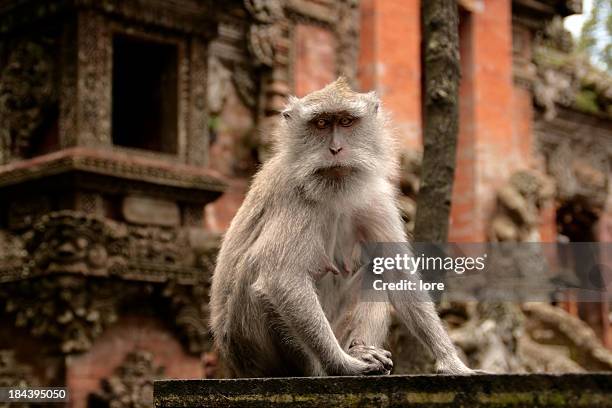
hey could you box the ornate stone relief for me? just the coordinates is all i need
[0,36,58,163]
[0,276,121,354]
[23,212,128,277]
[398,150,422,237]
[244,0,285,68]
[90,351,164,408]
[162,281,212,354]
[0,211,218,355]
[0,350,35,388]
[547,140,609,211]
[335,0,361,86]
[489,170,555,242]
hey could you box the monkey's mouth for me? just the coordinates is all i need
[314,165,355,179]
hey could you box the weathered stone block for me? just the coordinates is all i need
[123,195,180,226]
[154,373,612,407]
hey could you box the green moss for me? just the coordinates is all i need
[406,391,456,403]
[477,391,534,404]
[574,89,601,114]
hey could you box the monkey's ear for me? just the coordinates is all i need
[365,91,380,113]
[281,96,300,120]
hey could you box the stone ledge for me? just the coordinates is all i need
[154,373,612,407]
[0,147,227,203]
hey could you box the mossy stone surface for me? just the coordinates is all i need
[155,373,612,407]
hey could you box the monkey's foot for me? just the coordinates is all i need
[435,357,473,375]
[348,340,393,375]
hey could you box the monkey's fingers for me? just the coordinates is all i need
[364,348,393,372]
[361,361,391,376]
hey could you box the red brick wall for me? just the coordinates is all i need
[359,0,422,148]
[449,10,478,242]
[449,0,515,242]
[294,24,336,97]
[66,316,202,408]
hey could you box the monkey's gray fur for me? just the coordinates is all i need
[210,77,472,377]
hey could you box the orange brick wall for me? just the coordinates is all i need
[359,0,422,148]
[66,316,202,408]
[360,0,528,243]
[294,24,337,97]
[449,0,516,242]
[449,9,478,242]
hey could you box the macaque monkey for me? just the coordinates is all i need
[210,77,472,377]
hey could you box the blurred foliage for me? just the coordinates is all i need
[534,16,612,117]
[577,0,612,71]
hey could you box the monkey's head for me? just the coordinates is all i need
[277,77,394,196]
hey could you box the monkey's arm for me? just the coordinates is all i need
[253,271,391,376]
[358,196,473,374]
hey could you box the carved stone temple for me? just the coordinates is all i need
[2,0,612,406]
[0,0,229,404]
[0,0,360,406]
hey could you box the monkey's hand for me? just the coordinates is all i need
[435,356,474,375]
[346,340,393,375]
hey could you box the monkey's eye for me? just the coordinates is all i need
[315,118,330,129]
[339,116,355,127]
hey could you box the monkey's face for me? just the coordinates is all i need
[279,81,385,188]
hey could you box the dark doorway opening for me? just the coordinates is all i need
[112,34,178,154]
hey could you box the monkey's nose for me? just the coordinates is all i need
[329,146,343,155]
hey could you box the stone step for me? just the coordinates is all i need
[154,373,612,407]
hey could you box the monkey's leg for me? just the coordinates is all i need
[337,301,394,374]
[252,273,390,376]
[324,274,394,374]
[359,200,473,375]
[336,301,392,349]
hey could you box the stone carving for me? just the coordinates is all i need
[0,276,120,353]
[208,56,256,114]
[445,302,526,373]
[162,281,212,354]
[0,210,211,282]
[0,231,27,281]
[0,36,58,163]
[533,18,612,119]
[335,0,361,86]
[398,150,422,236]
[127,225,190,268]
[547,140,609,212]
[232,65,258,110]
[0,350,35,389]
[0,211,220,354]
[442,300,612,373]
[0,350,35,408]
[244,0,285,67]
[535,16,574,53]
[489,170,554,242]
[534,67,577,121]
[522,302,612,371]
[90,351,164,408]
[207,56,233,115]
[23,211,128,277]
